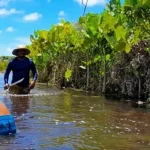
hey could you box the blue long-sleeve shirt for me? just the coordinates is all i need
[4,57,38,87]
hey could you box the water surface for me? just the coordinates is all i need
[0,74,150,150]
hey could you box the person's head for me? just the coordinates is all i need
[12,46,30,58]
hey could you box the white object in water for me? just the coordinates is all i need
[137,101,144,105]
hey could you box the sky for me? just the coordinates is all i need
[0,0,111,56]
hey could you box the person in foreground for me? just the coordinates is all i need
[0,102,16,135]
[4,46,38,94]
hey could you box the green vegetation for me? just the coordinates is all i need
[0,56,14,72]
[26,0,150,100]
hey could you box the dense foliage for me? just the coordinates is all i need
[27,0,150,101]
[0,56,14,72]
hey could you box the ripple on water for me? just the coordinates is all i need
[0,88,63,97]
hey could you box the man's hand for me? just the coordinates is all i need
[29,81,36,89]
[4,84,9,90]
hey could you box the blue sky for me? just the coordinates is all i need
[0,0,111,56]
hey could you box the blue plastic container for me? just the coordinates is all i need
[0,115,16,135]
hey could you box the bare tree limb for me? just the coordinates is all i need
[82,0,88,16]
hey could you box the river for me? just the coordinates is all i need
[0,73,150,150]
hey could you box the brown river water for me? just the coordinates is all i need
[0,74,150,150]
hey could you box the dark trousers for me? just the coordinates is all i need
[9,85,30,94]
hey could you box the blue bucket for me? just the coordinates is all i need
[0,115,16,135]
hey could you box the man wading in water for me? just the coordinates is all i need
[4,46,38,94]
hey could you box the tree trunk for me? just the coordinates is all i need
[102,48,106,93]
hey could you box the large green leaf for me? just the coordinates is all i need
[124,0,138,7]
[106,54,110,61]
[100,11,117,33]
[39,30,48,39]
[65,68,72,82]
[93,55,101,63]
[115,41,126,52]
[125,42,131,53]
[115,26,127,41]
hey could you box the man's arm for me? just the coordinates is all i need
[4,61,12,84]
[30,61,38,81]
[30,61,38,89]
[4,61,12,89]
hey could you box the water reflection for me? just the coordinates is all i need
[10,96,29,115]
[1,73,150,149]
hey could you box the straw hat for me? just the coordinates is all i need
[12,45,30,55]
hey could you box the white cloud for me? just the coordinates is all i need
[58,11,65,17]
[0,0,8,7]
[1,37,30,55]
[0,0,33,7]
[6,27,14,32]
[23,12,42,21]
[0,0,11,7]
[15,37,30,45]
[7,47,12,52]
[74,0,107,7]
[0,8,22,16]
[56,23,63,26]
[58,11,66,20]
[0,44,16,55]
